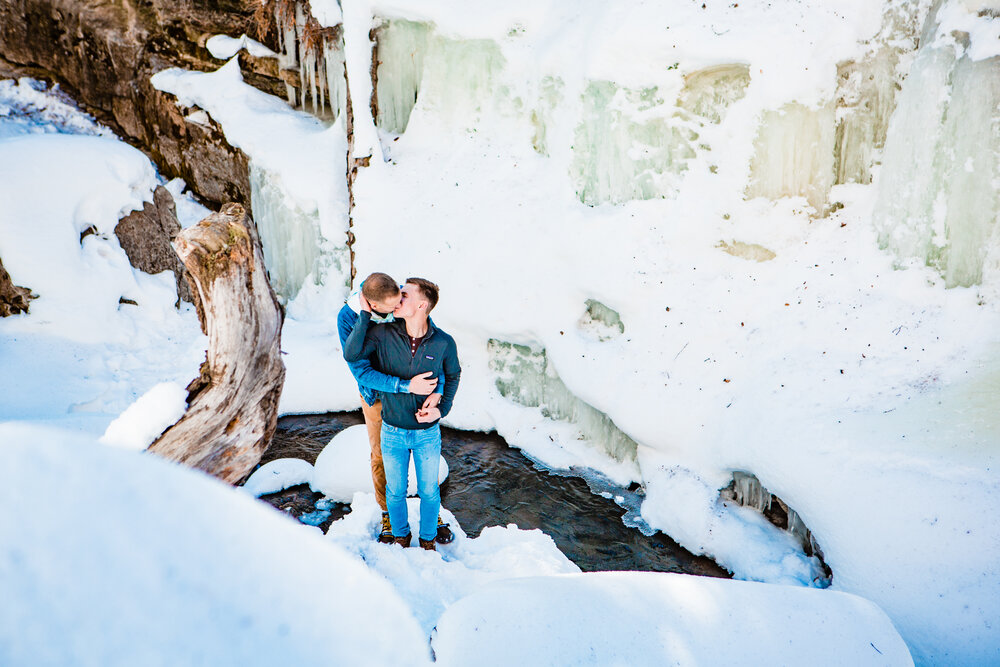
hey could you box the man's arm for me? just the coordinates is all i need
[343,310,377,362]
[337,306,401,393]
[438,337,461,418]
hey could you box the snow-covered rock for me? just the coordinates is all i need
[432,571,914,667]
[311,424,448,501]
[0,423,430,666]
[243,457,316,496]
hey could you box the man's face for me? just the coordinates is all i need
[394,283,426,318]
[371,292,402,317]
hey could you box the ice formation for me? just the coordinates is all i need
[487,339,640,470]
[577,299,624,342]
[572,66,749,206]
[746,102,836,214]
[372,19,430,133]
[372,18,505,137]
[873,0,1000,286]
[723,470,829,581]
[249,162,324,301]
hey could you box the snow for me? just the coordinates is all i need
[0,84,206,432]
[163,177,212,228]
[206,34,278,60]
[934,1,1000,60]
[431,571,914,667]
[4,0,1000,663]
[325,492,581,634]
[0,78,110,139]
[146,2,999,661]
[0,424,429,667]
[99,381,188,450]
[243,457,317,496]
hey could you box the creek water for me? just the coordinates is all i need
[258,411,729,578]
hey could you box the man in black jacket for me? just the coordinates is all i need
[343,277,461,551]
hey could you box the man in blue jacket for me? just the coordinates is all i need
[337,272,452,544]
[344,277,461,551]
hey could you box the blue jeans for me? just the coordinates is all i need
[380,423,441,542]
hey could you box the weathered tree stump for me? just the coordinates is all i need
[148,203,285,484]
[0,256,35,317]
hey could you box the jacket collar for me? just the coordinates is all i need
[391,316,437,340]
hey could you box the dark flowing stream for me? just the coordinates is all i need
[257,412,729,578]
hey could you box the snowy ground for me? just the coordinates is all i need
[4,0,1000,662]
[0,76,916,664]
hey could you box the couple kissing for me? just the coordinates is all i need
[337,273,461,551]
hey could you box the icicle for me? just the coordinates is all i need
[324,40,347,122]
[731,471,772,512]
[317,45,326,116]
[276,5,297,70]
[787,508,810,546]
[296,4,308,112]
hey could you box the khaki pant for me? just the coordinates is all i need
[360,395,388,511]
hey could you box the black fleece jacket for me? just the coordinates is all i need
[344,311,461,429]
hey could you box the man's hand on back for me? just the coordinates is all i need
[408,371,438,395]
[415,406,441,423]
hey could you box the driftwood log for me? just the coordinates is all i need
[0,256,34,317]
[148,203,284,484]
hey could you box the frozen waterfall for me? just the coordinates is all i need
[873,1,1000,287]
[249,163,324,302]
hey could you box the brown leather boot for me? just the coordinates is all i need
[419,538,436,551]
[394,534,411,548]
[378,513,394,544]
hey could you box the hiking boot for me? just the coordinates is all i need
[419,538,436,551]
[394,534,411,548]
[378,512,394,544]
[435,516,454,545]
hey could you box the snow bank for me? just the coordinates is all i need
[0,86,206,431]
[0,423,429,666]
[0,77,111,140]
[99,381,188,450]
[431,571,913,666]
[325,493,580,634]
